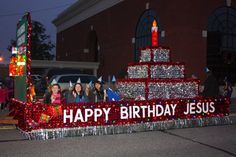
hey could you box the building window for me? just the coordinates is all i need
[207,6,236,83]
[134,9,160,62]
[86,29,100,62]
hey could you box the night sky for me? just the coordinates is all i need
[0,0,77,64]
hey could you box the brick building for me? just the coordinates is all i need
[53,0,236,83]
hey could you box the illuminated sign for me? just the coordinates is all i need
[17,34,26,46]
[9,15,28,77]
[12,47,18,55]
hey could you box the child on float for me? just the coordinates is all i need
[43,79,63,104]
[106,75,121,102]
[87,76,107,102]
[67,78,88,103]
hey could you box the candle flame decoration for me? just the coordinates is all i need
[153,20,157,27]
[151,19,158,47]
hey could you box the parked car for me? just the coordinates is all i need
[32,74,42,83]
[44,68,82,80]
[35,76,49,95]
[48,74,97,93]
[34,68,85,95]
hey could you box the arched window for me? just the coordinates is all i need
[135,9,160,62]
[207,6,236,82]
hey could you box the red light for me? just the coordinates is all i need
[151,20,158,47]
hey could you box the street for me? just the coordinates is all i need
[0,116,235,157]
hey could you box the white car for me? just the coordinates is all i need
[32,74,42,82]
[48,74,97,93]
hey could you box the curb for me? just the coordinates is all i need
[229,114,236,125]
[0,125,16,130]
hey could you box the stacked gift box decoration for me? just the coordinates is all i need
[117,20,200,100]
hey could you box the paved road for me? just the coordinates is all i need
[230,98,236,113]
[0,120,235,157]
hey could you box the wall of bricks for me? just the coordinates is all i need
[56,0,234,82]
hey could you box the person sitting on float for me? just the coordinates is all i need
[67,78,88,103]
[87,76,107,102]
[43,79,63,104]
[107,75,121,102]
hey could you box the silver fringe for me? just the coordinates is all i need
[19,116,232,140]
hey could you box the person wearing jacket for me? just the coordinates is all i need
[107,75,121,102]
[202,68,219,97]
[44,79,63,104]
[87,77,107,102]
[67,80,88,103]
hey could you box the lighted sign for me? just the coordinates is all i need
[17,55,26,66]
[17,33,26,46]
[9,14,28,77]
[9,56,18,76]
[18,45,26,55]
[12,47,18,55]
[17,23,26,37]
[9,52,27,76]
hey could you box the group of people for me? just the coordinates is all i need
[43,76,121,104]
[43,68,234,104]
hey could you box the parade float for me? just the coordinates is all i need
[9,13,231,140]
